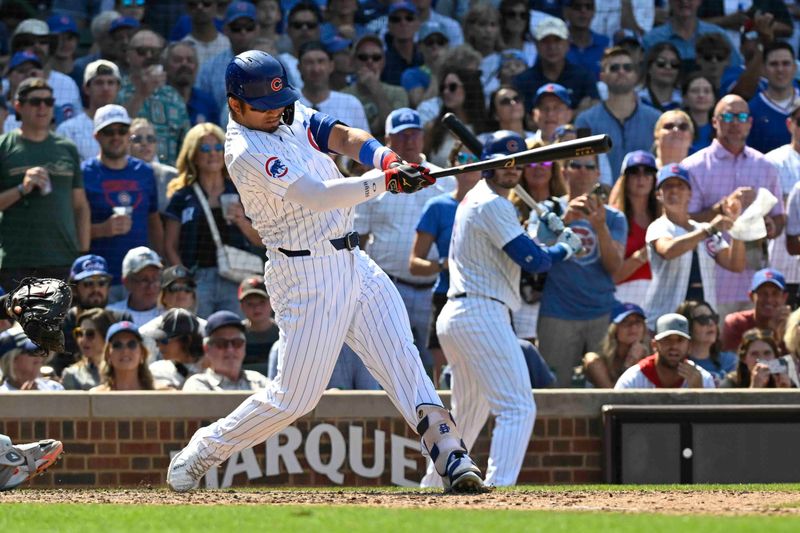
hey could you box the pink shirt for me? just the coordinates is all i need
[683,139,784,305]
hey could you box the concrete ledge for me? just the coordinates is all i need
[0,392,91,418]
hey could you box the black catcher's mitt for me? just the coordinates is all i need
[5,278,72,353]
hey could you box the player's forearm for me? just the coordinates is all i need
[328,125,378,164]
[284,173,386,210]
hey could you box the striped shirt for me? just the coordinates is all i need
[55,112,98,162]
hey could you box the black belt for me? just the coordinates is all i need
[388,274,436,290]
[452,292,505,305]
[278,232,359,257]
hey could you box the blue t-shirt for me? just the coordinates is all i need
[83,157,159,283]
[566,32,610,80]
[747,91,797,155]
[416,193,458,295]
[538,203,628,320]
[691,351,738,385]
[188,87,221,126]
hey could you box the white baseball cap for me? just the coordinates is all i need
[84,59,121,87]
[93,104,131,134]
[122,246,163,278]
[534,17,569,41]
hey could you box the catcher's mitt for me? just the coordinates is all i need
[5,278,72,353]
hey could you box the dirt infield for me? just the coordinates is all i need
[2,488,799,515]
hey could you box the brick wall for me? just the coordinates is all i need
[0,390,795,488]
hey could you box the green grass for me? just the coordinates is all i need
[1,503,800,533]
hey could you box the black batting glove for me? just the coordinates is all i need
[384,163,435,194]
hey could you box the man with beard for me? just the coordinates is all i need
[165,41,220,126]
[615,313,715,388]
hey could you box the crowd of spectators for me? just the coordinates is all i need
[2,0,800,392]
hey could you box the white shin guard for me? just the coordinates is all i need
[416,405,468,476]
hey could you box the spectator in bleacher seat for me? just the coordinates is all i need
[497,49,529,88]
[721,268,790,353]
[128,118,177,213]
[47,14,80,80]
[642,0,742,72]
[298,42,370,131]
[183,310,269,391]
[323,0,358,42]
[723,12,775,99]
[682,73,716,154]
[56,59,123,162]
[676,299,737,387]
[279,2,324,90]
[747,42,799,156]
[485,86,530,140]
[683,94,785,318]
[9,19,82,126]
[499,0,536,66]
[719,327,792,388]
[782,308,800,387]
[697,0,794,44]
[653,109,694,168]
[583,303,650,388]
[643,164,745,330]
[71,11,127,87]
[412,0,463,45]
[0,332,65,391]
[638,41,682,112]
[356,107,455,376]
[462,3,503,95]
[115,0,147,23]
[61,308,116,390]
[614,312,715,389]
[563,0,609,81]
[536,149,627,386]
[84,104,164,296]
[400,22,449,109]
[197,1,261,115]
[256,0,291,54]
[238,276,279,376]
[594,1,655,41]
[91,320,156,391]
[514,17,600,115]
[693,33,733,95]
[165,41,220,127]
[612,30,646,83]
[576,46,661,178]
[381,2,423,86]
[148,308,205,390]
[415,45,483,125]
[608,150,658,308]
[107,246,164,327]
[117,28,191,166]
[773,104,800,305]
[529,83,573,144]
[0,78,91,290]
[2,52,45,133]
[323,35,355,91]
[181,0,232,67]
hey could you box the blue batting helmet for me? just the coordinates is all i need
[481,130,526,161]
[225,50,300,110]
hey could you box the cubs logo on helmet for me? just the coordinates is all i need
[265,156,289,178]
[480,130,526,161]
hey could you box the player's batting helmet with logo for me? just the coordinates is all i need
[225,50,300,120]
[479,130,527,178]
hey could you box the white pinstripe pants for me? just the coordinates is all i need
[422,297,536,487]
[184,249,442,465]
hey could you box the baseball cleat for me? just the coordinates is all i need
[442,451,486,494]
[167,446,213,492]
[0,438,63,492]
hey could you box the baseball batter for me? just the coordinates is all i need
[167,51,484,493]
[422,131,582,487]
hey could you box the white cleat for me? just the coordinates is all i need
[166,447,211,493]
[0,437,63,491]
[442,451,486,494]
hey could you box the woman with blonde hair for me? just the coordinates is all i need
[782,308,800,387]
[91,321,155,391]
[164,123,262,318]
[582,304,650,388]
[653,109,694,168]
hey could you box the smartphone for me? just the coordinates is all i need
[759,358,788,374]
[591,183,609,204]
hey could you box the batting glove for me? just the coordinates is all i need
[380,151,402,171]
[385,163,435,194]
[540,211,565,234]
[555,228,582,260]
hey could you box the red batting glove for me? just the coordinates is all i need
[380,150,402,171]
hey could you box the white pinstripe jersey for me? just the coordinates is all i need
[447,179,525,310]
[224,101,353,251]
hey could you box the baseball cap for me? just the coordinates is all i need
[93,104,131,134]
[654,313,691,341]
[0,331,36,357]
[611,303,646,324]
[109,16,140,33]
[323,35,352,54]
[161,265,195,289]
[656,164,691,190]
[47,14,79,35]
[105,320,143,343]
[533,17,569,41]
[6,51,43,73]
[122,246,163,278]
[388,2,417,16]
[386,107,422,135]
[621,150,657,173]
[15,77,52,101]
[225,1,257,25]
[153,308,201,340]
[500,49,526,65]
[534,83,571,107]
[238,276,268,301]
[83,59,121,86]
[418,20,447,43]
[750,268,786,292]
[204,310,245,336]
[613,28,642,47]
[70,254,112,281]
[12,19,50,39]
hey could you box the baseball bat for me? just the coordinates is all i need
[427,134,612,180]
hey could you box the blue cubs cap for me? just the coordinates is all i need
[7,51,42,73]
[70,254,111,282]
[105,321,142,343]
[323,35,352,54]
[389,2,417,16]
[386,107,421,135]
[656,164,691,189]
[110,16,140,33]
[534,83,571,107]
[204,310,245,337]
[47,14,78,35]
[750,268,786,292]
[613,28,642,47]
[225,1,257,25]
[621,150,657,173]
[418,20,447,42]
[612,303,646,324]
[501,49,526,65]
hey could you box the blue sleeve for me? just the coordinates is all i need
[416,200,439,235]
[502,234,567,273]
[309,111,343,154]
[608,209,628,244]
